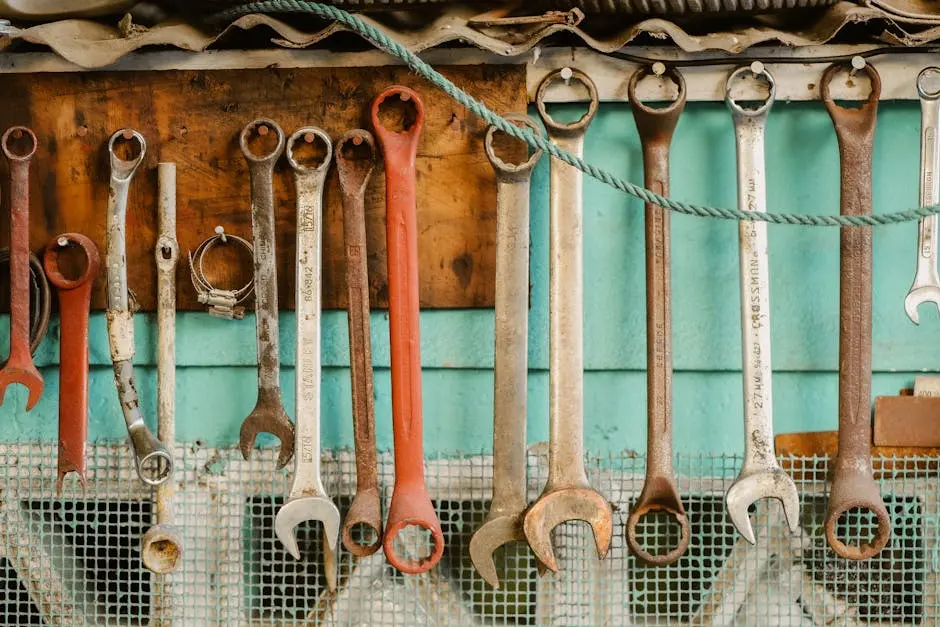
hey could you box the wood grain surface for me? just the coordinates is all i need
[0,65,527,311]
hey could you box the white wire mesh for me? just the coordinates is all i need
[0,443,934,626]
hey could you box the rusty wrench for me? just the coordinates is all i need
[141,163,183,575]
[469,113,543,588]
[625,67,691,565]
[371,86,445,574]
[43,233,99,492]
[105,130,172,486]
[904,67,940,324]
[523,69,612,573]
[0,127,43,411]
[274,128,341,594]
[335,129,383,557]
[238,119,295,469]
[724,66,800,544]
[822,63,891,560]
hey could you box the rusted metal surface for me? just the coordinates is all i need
[336,129,383,558]
[0,126,43,411]
[723,66,800,546]
[522,69,612,573]
[105,129,172,487]
[274,127,341,592]
[873,395,940,447]
[624,67,690,566]
[904,67,940,324]
[822,62,891,561]
[469,113,543,588]
[237,119,295,470]
[43,233,99,492]
[372,86,445,575]
[0,250,50,355]
[141,162,183,579]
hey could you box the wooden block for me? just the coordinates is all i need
[0,66,528,311]
[873,395,940,447]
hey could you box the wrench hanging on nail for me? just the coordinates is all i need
[141,162,183,576]
[904,66,940,324]
[372,86,445,574]
[523,69,612,574]
[822,62,891,560]
[625,66,691,565]
[44,233,99,492]
[469,113,543,588]
[238,119,295,469]
[723,66,800,544]
[0,126,43,411]
[105,129,173,486]
[335,129,383,557]
[274,127,340,592]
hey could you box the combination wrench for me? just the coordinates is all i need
[105,130,172,486]
[0,127,43,411]
[904,66,940,324]
[523,69,612,573]
[624,66,691,565]
[238,119,295,469]
[469,113,543,588]
[335,129,383,557]
[372,86,445,574]
[822,62,891,560]
[141,163,183,575]
[43,233,99,492]
[723,66,800,544]
[274,128,340,591]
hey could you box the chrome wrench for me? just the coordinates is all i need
[105,130,172,486]
[274,127,340,592]
[904,66,940,324]
[724,66,800,543]
[469,113,543,588]
[523,68,612,573]
[142,162,183,575]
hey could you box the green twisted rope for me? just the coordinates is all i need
[213,0,940,227]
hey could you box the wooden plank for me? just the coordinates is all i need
[0,65,527,311]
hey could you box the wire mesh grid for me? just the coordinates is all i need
[0,442,935,626]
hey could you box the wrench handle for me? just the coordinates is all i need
[7,158,32,361]
[337,131,380,495]
[918,95,939,265]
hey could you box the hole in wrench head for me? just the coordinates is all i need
[347,521,380,548]
[630,509,686,559]
[110,133,143,163]
[631,70,683,110]
[339,134,374,163]
[832,506,888,554]
[50,241,89,282]
[242,121,282,160]
[488,116,539,169]
[1,126,36,160]
[726,67,774,113]
[825,64,875,109]
[288,131,330,170]
[138,454,171,484]
[391,523,435,565]
[537,75,594,125]
[376,94,420,134]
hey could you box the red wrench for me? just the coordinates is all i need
[371,86,444,574]
[43,234,100,492]
[0,126,43,411]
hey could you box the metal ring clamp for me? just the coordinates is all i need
[188,227,255,320]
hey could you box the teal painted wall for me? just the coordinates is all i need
[0,101,937,455]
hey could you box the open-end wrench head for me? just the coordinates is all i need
[522,488,613,573]
[904,287,940,325]
[725,467,801,544]
[341,486,383,557]
[0,365,44,411]
[469,514,527,588]
[1,126,37,162]
[141,524,183,574]
[274,496,341,560]
[825,467,891,560]
[626,477,690,566]
[238,394,295,469]
[383,486,445,574]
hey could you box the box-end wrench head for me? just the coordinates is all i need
[821,62,891,561]
[372,86,445,574]
[904,67,940,324]
[335,129,383,558]
[524,69,612,574]
[238,119,295,470]
[0,126,43,411]
[274,127,341,568]
[723,66,800,545]
[625,66,691,566]
[43,233,100,492]
[469,114,543,588]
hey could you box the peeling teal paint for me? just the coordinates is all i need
[0,102,937,456]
